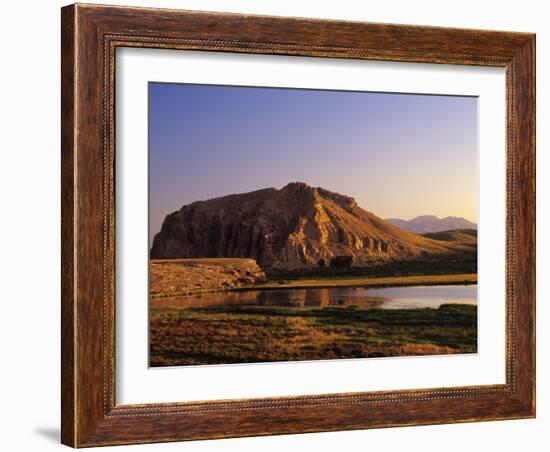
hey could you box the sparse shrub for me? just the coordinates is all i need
[329,255,353,268]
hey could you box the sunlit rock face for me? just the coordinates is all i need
[150,182,456,270]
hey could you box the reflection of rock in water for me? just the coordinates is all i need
[289,290,307,307]
[329,298,346,307]
[257,289,307,307]
[257,290,272,306]
[255,287,388,309]
[317,289,331,307]
[151,285,477,311]
[359,298,385,309]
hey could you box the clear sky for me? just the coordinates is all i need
[149,82,477,245]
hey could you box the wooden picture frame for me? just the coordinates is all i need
[61,3,535,447]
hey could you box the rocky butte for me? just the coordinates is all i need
[150,182,468,271]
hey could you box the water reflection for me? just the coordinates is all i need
[153,285,477,310]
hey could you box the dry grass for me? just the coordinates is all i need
[150,258,266,299]
[249,273,477,290]
[150,303,477,366]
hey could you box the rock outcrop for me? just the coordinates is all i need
[150,258,266,298]
[150,182,462,270]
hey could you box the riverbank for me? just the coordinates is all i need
[149,258,477,299]
[244,273,477,291]
[150,303,477,366]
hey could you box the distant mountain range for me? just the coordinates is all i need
[386,215,477,234]
[151,182,476,270]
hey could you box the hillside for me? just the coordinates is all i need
[150,182,472,270]
[386,215,477,234]
[422,228,477,243]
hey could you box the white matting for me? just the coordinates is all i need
[116,48,506,404]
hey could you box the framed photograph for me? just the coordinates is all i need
[61,3,535,447]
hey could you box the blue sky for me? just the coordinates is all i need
[149,82,477,244]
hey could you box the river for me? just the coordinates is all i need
[153,284,477,310]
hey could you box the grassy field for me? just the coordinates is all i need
[246,273,477,291]
[150,303,477,366]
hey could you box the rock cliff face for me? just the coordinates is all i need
[150,182,458,270]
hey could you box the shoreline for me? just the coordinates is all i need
[239,273,477,292]
[150,273,477,300]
